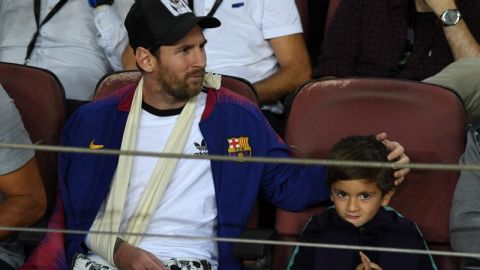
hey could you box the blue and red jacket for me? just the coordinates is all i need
[22,83,329,270]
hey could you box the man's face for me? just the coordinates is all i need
[153,26,207,103]
[330,179,393,227]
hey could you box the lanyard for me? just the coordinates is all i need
[188,0,223,17]
[24,0,69,64]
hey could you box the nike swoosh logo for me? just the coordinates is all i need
[89,139,104,149]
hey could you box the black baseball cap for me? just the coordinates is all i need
[125,0,221,50]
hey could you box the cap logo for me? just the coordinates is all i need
[160,0,192,16]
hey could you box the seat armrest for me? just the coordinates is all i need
[462,258,480,270]
[233,229,276,270]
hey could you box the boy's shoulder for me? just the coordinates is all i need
[373,207,428,248]
[380,206,420,233]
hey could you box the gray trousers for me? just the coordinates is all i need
[450,127,480,253]
[423,57,480,122]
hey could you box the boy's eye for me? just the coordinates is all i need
[359,193,371,200]
[336,191,347,198]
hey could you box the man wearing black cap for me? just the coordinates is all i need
[121,0,312,134]
[21,0,408,269]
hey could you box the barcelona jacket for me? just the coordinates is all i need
[21,83,329,270]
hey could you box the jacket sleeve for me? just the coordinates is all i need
[259,119,329,211]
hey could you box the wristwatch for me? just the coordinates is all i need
[440,9,462,27]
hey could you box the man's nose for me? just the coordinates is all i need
[192,48,206,68]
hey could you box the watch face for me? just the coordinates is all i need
[442,9,461,25]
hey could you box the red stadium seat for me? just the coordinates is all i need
[274,78,466,270]
[94,70,259,106]
[94,70,141,100]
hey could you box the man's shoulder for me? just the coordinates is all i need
[72,84,135,121]
[72,98,121,123]
[64,85,133,136]
[209,87,262,115]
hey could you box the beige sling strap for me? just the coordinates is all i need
[88,77,198,265]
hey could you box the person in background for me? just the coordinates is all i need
[315,0,480,80]
[450,125,480,269]
[0,0,131,115]
[316,0,480,123]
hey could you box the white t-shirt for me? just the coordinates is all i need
[193,0,303,84]
[87,92,218,266]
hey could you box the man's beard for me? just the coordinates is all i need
[157,67,205,102]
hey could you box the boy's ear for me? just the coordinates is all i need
[381,189,395,206]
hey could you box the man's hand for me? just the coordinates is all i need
[113,239,168,270]
[88,0,114,8]
[355,251,383,270]
[375,132,410,185]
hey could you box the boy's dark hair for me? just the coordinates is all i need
[327,135,394,195]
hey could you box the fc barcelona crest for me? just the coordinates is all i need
[227,137,252,157]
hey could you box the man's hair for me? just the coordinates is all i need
[326,135,394,195]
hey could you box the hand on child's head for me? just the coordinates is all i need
[375,132,410,186]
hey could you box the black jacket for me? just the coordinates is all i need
[289,207,437,270]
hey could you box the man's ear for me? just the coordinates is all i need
[135,47,156,73]
[381,189,395,206]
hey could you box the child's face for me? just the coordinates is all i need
[330,179,394,227]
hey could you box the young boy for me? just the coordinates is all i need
[288,135,437,270]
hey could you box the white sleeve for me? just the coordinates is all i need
[262,0,303,39]
[93,5,129,71]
